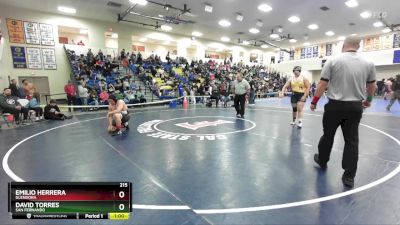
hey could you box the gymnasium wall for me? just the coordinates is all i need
[0,4,398,93]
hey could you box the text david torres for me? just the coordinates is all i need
[15,202,60,212]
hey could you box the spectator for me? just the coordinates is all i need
[115,79,123,93]
[77,40,85,46]
[22,79,34,97]
[8,79,21,97]
[77,81,89,109]
[137,89,147,103]
[64,80,76,112]
[249,77,256,105]
[108,83,116,94]
[99,79,107,92]
[124,90,137,104]
[387,75,400,111]
[384,78,393,100]
[99,90,110,105]
[28,92,44,121]
[88,90,99,109]
[0,88,29,124]
[120,49,126,59]
[377,78,385,96]
[44,100,73,120]
[122,56,129,75]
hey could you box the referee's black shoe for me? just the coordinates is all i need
[313,154,327,169]
[342,171,355,188]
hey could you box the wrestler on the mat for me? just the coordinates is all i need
[107,95,130,134]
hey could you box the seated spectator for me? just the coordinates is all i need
[137,89,147,103]
[123,78,130,91]
[108,83,116,94]
[130,82,138,92]
[22,79,35,97]
[99,79,107,92]
[124,90,138,104]
[0,88,29,124]
[99,90,109,105]
[115,79,123,93]
[44,100,73,120]
[28,92,44,121]
[209,82,220,107]
[88,90,99,108]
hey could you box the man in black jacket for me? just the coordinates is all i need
[44,100,73,120]
[0,88,29,123]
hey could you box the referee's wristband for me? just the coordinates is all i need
[311,96,320,105]
[367,96,373,103]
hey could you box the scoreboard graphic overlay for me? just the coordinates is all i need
[8,182,132,220]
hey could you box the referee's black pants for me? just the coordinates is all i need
[234,94,246,116]
[318,99,363,178]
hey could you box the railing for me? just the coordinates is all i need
[63,45,80,98]
[44,93,67,104]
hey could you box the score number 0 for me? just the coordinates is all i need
[118,183,128,211]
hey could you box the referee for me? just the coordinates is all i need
[233,72,250,118]
[311,37,377,188]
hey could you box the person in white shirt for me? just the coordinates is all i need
[78,81,89,109]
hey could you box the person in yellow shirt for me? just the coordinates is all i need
[281,66,311,128]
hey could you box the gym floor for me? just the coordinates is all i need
[1,97,400,225]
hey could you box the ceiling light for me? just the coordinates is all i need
[351,33,358,36]
[79,29,88,34]
[249,28,260,34]
[303,42,310,46]
[243,41,250,45]
[139,38,147,42]
[338,36,346,41]
[289,39,297,43]
[256,20,264,27]
[360,11,372,19]
[158,14,164,18]
[57,6,76,14]
[205,4,213,13]
[277,27,283,33]
[258,4,272,12]
[325,31,335,36]
[261,45,269,49]
[129,0,148,6]
[345,0,359,8]
[382,27,392,33]
[161,25,172,31]
[373,21,384,27]
[270,33,280,39]
[236,13,244,22]
[192,31,203,37]
[218,19,231,27]
[288,16,300,23]
[308,24,319,30]
[221,36,231,42]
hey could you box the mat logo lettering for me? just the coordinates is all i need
[174,120,234,130]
